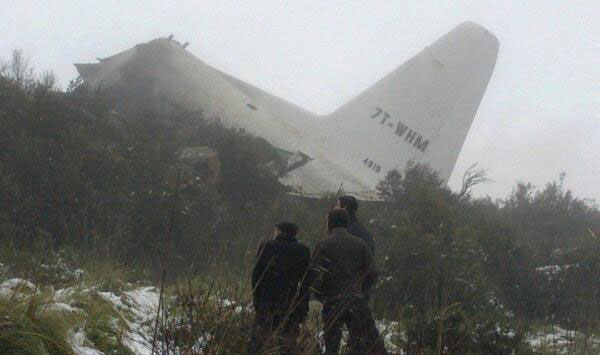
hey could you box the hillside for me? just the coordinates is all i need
[1,52,600,354]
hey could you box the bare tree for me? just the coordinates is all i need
[7,49,35,88]
[39,70,56,89]
[0,59,8,78]
[457,163,491,200]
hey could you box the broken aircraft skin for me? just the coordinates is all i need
[75,21,499,200]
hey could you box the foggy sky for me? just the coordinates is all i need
[2,1,599,201]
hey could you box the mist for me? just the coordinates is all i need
[1,2,600,354]
[1,0,598,200]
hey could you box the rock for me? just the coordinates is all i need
[177,146,221,185]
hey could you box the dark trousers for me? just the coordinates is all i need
[249,312,300,354]
[322,297,385,355]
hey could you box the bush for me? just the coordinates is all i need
[0,291,75,354]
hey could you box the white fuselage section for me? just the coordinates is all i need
[76,22,498,199]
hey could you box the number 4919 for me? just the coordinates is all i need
[363,158,382,173]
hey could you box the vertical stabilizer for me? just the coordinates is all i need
[321,22,498,187]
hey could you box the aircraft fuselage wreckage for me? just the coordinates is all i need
[76,22,498,199]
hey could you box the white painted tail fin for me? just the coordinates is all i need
[321,22,498,188]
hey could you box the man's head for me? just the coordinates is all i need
[337,195,358,218]
[274,221,298,238]
[328,208,349,232]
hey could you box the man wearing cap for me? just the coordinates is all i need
[250,222,311,354]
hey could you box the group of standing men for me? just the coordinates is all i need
[250,196,386,354]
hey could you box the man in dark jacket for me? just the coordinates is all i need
[311,209,385,355]
[250,222,311,354]
[337,195,375,255]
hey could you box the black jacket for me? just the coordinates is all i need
[348,216,375,255]
[310,228,377,302]
[251,234,311,322]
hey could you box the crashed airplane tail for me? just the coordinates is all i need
[319,22,499,187]
[75,22,498,199]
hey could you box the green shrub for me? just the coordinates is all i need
[0,292,75,354]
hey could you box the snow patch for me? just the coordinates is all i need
[42,302,79,314]
[0,278,36,297]
[377,320,405,354]
[536,264,578,276]
[69,329,105,355]
[98,286,159,354]
[527,325,600,354]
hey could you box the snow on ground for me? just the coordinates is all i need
[214,297,246,314]
[527,325,600,354]
[97,286,159,355]
[0,275,161,355]
[527,325,575,354]
[4,273,600,354]
[42,301,79,314]
[0,278,36,297]
[69,329,105,355]
[535,264,578,277]
[377,320,405,354]
[53,286,76,302]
